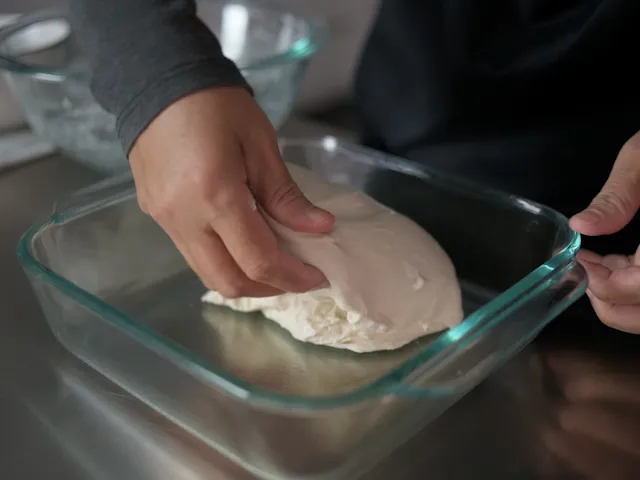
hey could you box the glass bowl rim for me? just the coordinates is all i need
[0,1,329,83]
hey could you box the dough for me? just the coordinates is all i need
[202,163,464,353]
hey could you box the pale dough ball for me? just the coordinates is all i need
[202,163,464,353]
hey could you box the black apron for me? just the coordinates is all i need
[354,0,640,254]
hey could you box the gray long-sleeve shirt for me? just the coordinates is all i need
[70,0,247,152]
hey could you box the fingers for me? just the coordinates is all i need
[586,292,640,334]
[167,226,283,298]
[209,183,328,293]
[576,249,605,264]
[570,134,640,236]
[579,259,640,305]
[579,248,636,271]
[580,255,640,332]
[242,131,334,233]
[570,188,640,236]
[576,247,640,333]
[190,228,284,298]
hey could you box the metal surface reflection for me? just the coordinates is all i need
[17,359,254,480]
[542,345,640,479]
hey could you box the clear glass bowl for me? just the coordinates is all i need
[0,2,326,173]
[18,138,587,479]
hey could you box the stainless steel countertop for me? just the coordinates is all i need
[2,119,639,480]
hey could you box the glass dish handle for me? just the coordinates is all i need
[383,258,587,399]
[52,173,135,222]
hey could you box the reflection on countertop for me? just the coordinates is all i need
[2,344,548,480]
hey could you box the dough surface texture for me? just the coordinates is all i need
[202,163,464,353]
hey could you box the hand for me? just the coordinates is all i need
[543,349,640,480]
[570,131,640,333]
[129,86,334,298]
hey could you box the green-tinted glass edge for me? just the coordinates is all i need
[16,209,583,411]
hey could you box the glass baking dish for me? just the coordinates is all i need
[18,137,587,480]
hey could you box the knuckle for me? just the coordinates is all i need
[189,171,227,206]
[146,197,175,220]
[137,196,151,215]
[268,180,305,209]
[594,189,632,213]
[244,121,277,146]
[205,188,239,220]
[136,187,182,220]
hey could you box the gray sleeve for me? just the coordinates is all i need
[69,0,249,153]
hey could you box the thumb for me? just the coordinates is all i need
[570,144,640,236]
[570,187,639,236]
[246,141,334,233]
[260,173,335,233]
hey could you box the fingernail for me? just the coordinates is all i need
[580,259,612,281]
[573,209,602,225]
[306,207,333,224]
[308,279,330,292]
[576,249,603,264]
